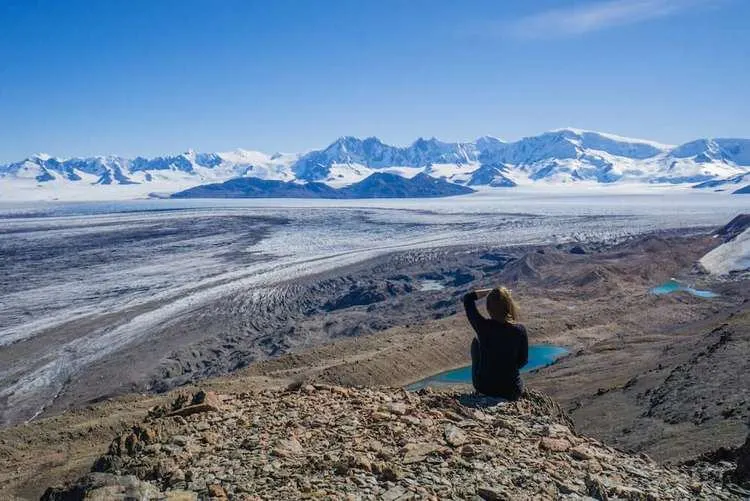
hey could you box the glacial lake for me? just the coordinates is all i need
[650,278,719,298]
[407,344,569,390]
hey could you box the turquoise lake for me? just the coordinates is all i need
[650,278,719,298]
[407,344,569,390]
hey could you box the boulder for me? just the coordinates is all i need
[167,390,221,417]
[734,433,750,487]
[272,437,304,457]
[444,424,467,447]
[207,484,227,499]
[477,485,512,500]
[40,473,160,501]
[539,437,571,452]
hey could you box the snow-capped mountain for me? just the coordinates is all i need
[0,149,299,200]
[1,129,749,200]
[465,163,517,187]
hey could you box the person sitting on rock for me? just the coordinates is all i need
[463,287,528,400]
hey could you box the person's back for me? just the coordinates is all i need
[463,287,528,400]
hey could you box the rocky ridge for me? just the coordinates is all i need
[42,386,746,500]
[170,172,475,199]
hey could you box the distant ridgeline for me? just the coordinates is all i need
[2,129,750,199]
[171,172,475,199]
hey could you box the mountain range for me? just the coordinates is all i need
[1,128,749,200]
[171,172,474,199]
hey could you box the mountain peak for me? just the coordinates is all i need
[411,136,444,147]
[475,135,506,144]
[549,127,674,149]
[550,127,606,137]
[334,135,360,142]
[362,135,384,143]
[330,135,363,146]
[3,129,750,199]
[30,153,53,162]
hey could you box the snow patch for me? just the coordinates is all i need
[699,228,750,275]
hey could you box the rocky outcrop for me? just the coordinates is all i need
[41,473,166,501]
[714,214,750,242]
[732,433,750,487]
[42,386,744,500]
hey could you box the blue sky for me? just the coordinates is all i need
[0,0,748,161]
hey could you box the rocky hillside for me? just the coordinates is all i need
[42,386,747,500]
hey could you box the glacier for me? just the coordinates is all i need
[1,128,749,201]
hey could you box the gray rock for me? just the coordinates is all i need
[40,473,160,501]
[444,424,467,447]
[381,485,407,501]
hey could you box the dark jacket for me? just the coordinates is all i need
[463,292,528,399]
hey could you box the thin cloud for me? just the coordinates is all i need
[506,0,717,39]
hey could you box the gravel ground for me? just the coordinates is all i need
[42,386,747,500]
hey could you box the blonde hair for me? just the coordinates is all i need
[486,287,519,323]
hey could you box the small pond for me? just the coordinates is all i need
[418,280,446,291]
[650,278,719,298]
[407,344,569,391]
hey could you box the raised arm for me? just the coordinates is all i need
[463,291,484,335]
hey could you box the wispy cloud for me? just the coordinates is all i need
[506,0,716,39]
